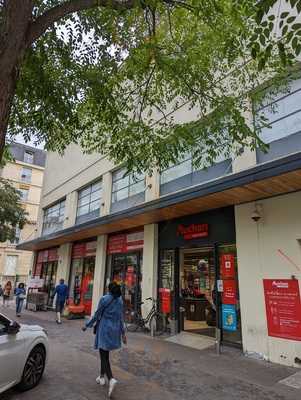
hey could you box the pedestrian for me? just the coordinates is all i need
[53,279,69,324]
[15,283,26,317]
[3,281,12,307]
[82,282,126,398]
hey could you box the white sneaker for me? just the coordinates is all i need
[108,378,117,397]
[96,376,106,386]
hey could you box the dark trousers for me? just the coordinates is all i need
[99,349,113,381]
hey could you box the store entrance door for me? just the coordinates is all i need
[180,247,216,337]
[110,252,142,320]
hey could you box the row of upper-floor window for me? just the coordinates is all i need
[41,76,301,236]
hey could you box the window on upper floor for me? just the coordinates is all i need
[21,167,32,183]
[112,168,145,204]
[76,180,102,224]
[24,150,34,164]
[255,76,301,144]
[19,188,29,202]
[11,227,21,245]
[42,199,65,236]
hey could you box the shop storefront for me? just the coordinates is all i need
[68,239,97,315]
[105,230,144,319]
[34,247,59,306]
[159,207,242,346]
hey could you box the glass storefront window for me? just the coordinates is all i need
[159,250,176,321]
[69,256,95,315]
[106,252,142,321]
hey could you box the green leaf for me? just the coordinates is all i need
[287,16,297,24]
[259,34,266,46]
[280,12,289,19]
[292,23,301,30]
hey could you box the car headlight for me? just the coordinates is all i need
[42,328,48,336]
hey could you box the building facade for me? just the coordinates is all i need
[19,75,301,367]
[0,143,46,287]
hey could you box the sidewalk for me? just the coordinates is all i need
[1,305,300,400]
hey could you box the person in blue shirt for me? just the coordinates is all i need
[53,279,69,324]
[83,282,126,398]
[15,283,26,317]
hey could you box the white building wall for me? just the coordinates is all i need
[235,192,301,366]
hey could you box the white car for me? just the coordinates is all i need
[0,313,48,393]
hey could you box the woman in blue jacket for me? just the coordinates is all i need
[15,283,26,317]
[83,282,126,398]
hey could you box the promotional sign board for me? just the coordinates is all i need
[159,288,171,314]
[28,277,44,289]
[72,241,97,258]
[222,304,237,332]
[263,279,301,341]
[177,224,209,240]
[107,231,144,254]
[221,254,235,279]
[222,280,237,305]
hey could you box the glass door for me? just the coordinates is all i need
[110,252,142,321]
[41,261,58,306]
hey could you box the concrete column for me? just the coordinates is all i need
[141,224,158,318]
[145,169,160,202]
[57,243,72,285]
[91,235,108,313]
[64,191,78,228]
[102,172,112,216]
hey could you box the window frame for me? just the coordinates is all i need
[42,199,66,235]
[19,188,29,202]
[111,168,145,204]
[24,150,34,164]
[76,180,102,220]
[21,167,32,183]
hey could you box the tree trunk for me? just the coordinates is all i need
[0,0,34,163]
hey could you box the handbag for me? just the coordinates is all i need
[93,297,115,335]
[18,293,26,300]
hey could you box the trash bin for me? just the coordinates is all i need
[179,306,185,331]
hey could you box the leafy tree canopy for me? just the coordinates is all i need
[0,1,299,175]
[0,176,28,243]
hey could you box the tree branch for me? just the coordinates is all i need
[27,0,137,46]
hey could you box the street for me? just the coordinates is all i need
[1,305,300,400]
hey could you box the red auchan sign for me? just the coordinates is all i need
[263,279,301,341]
[177,223,209,240]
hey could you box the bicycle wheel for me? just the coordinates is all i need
[149,312,165,336]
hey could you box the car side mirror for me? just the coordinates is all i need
[7,321,20,335]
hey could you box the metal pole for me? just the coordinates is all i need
[214,242,222,355]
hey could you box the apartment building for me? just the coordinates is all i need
[18,72,301,367]
[0,143,46,287]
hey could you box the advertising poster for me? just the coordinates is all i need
[221,254,235,279]
[222,279,237,305]
[263,279,301,341]
[222,304,237,332]
[159,288,171,314]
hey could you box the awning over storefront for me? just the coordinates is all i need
[17,152,301,251]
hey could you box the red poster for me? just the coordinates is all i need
[42,250,49,262]
[221,254,235,279]
[107,234,127,254]
[37,251,44,263]
[48,248,59,261]
[72,243,86,258]
[263,279,301,341]
[159,288,171,314]
[34,263,42,277]
[85,241,97,257]
[222,280,237,305]
[107,231,144,254]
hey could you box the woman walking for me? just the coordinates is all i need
[83,282,126,398]
[15,283,26,317]
[3,281,12,307]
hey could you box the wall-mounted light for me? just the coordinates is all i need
[251,203,263,222]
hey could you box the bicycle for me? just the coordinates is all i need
[125,297,166,336]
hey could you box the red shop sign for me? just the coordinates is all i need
[107,231,144,254]
[177,224,208,240]
[72,243,86,258]
[48,248,59,262]
[37,251,44,263]
[222,280,237,305]
[159,288,171,314]
[263,279,301,341]
[221,254,235,279]
[35,263,43,277]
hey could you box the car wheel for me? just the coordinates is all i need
[18,346,46,391]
